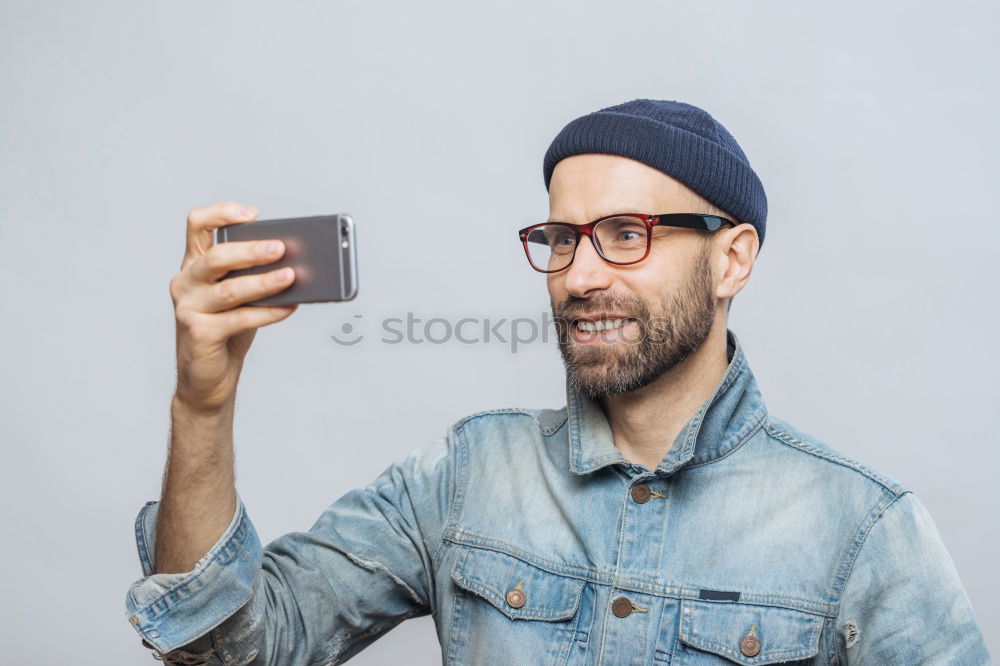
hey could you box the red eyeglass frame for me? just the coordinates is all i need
[517,212,737,273]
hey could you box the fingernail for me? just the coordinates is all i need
[240,205,258,218]
[266,241,282,254]
[273,267,292,282]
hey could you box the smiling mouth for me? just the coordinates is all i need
[573,317,638,333]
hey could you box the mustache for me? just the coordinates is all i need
[552,296,650,320]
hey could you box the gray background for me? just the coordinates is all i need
[1,1,996,663]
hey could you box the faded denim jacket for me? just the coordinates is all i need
[125,328,992,665]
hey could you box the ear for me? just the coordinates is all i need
[714,223,758,302]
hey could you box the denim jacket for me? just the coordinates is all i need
[125,328,991,665]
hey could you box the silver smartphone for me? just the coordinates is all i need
[213,213,358,305]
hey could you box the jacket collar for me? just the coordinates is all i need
[566,327,768,476]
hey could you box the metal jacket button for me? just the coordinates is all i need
[611,596,633,618]
[506,579,526,609]
[740,623,761,657]
[631,483,652,504]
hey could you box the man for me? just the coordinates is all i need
[125,99,991,664]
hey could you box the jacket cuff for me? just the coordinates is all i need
[124,493,262,654]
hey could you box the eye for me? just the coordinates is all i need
[548,230,576,247]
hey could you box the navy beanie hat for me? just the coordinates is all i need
[543,99,767,250]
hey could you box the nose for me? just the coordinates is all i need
[561,235,613,298]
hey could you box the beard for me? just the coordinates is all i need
[552,245,717,399]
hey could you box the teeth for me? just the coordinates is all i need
[577,318,629,333]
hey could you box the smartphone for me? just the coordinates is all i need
[213,213,358,305]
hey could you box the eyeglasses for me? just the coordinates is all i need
[517,213,736,273]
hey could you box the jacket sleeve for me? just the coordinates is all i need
[124,433,457,665]
[836,490,992,664]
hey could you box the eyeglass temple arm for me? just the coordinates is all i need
[651,213,735,231]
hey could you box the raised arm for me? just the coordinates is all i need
[157,201,298,575]
[126,201,457,664]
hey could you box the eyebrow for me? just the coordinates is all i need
[546,209,648,224]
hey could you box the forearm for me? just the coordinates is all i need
[154,393,238,573]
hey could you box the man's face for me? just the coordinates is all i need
[546,154,722,398]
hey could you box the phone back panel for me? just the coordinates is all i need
[214,213,358,305]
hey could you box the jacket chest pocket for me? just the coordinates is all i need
[447,545,591,666]
[672,598,825,665]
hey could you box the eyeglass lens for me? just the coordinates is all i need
[525,216,648,271]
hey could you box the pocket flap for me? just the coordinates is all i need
[451,546,586,621]
[678,598,824,664]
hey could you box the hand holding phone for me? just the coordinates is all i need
[169,203,359,414]
[170,202,301,413]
